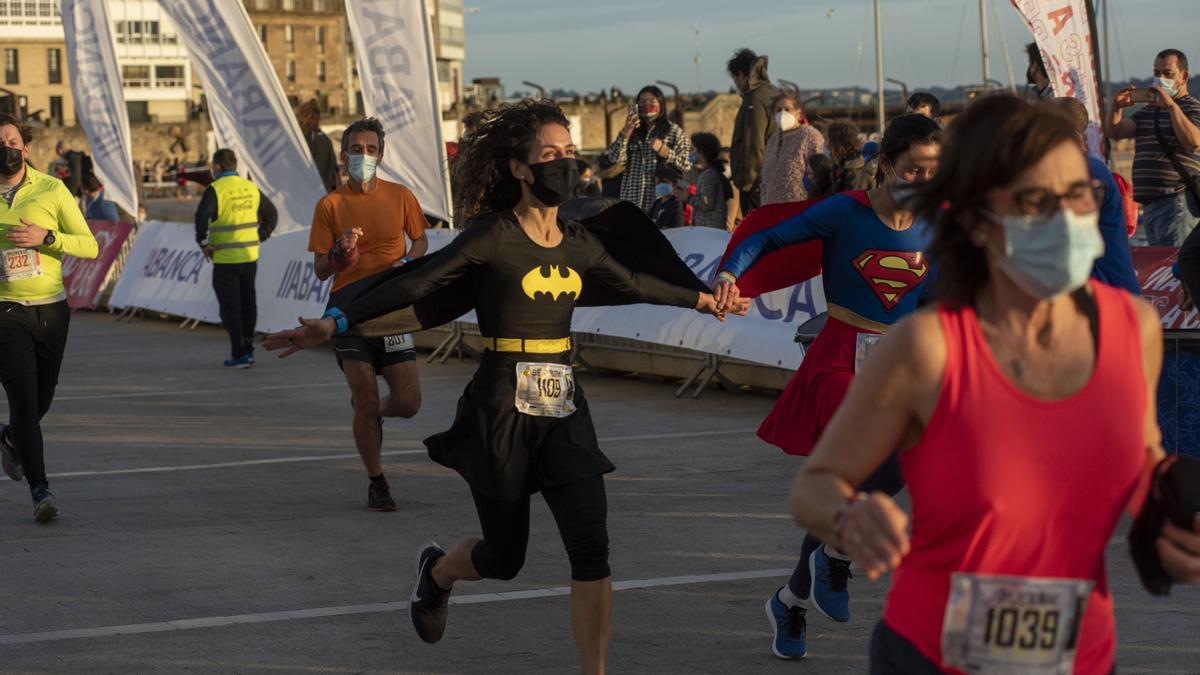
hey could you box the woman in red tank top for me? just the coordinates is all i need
[789,95,1200,674]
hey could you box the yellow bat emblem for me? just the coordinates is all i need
[521,264,582,301]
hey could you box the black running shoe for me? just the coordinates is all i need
[32,487,58,523]
[367,478,397,512]
[410,541,450,643]
[0,425,21,482]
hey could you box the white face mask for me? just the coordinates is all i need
[775,110,799,132]
[348,154,378,183]
[992,207,1105,299]
[1156,76,1178,98]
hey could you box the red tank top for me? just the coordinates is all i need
[883,282,1147,674]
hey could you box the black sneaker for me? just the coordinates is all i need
[0,425,21,482]
[410,542,450,643]
[367,478,397,512]
[32,487,58,523]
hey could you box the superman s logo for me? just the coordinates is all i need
[522,264,582,302]
[853,250,928,310]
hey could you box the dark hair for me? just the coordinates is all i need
[296,99,320,134]
[826,120,862,163]
[461,111,484,135]
[0,113,31,144]
[1053,96,1089,135]
[654,165,680,184]
[805,153,834,199]
[1156,49,1189,73]
[726,48,757,77]
[341,117,386,154]
[691,132,723,169]
[771,91,801,113]
[83,174,103,193]
[212,148,237,171]
[1026,42,1047,82]
[451,99,571,221]
[906,92,941,118]
[879,113,942,167]
[912,95,1079,306]
[634,85,670,141]
[575,158,591,174]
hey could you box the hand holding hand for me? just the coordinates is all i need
[712,275,742,314]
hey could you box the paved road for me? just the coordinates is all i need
[0,313,1196,674]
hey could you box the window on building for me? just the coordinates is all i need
[312,0,326,11]
[37,0,51,16]
[284,25,294,52]
[316,25,325,54]
[286,60,295,83]
[47,48,61,84]
[259,24,267,45]
[4,49,18,85]
[115,21,125,43]
[317,60,326,83]
[48,95,62,126]
[126,101,149,123]
[439,25,464,49]
[121,65,151,88]
[155,65,185,88]
[441,0,464,11]
[436,60,450,83]
[253,0,269,9]
[282,0,294,9]
[0,2,9,18]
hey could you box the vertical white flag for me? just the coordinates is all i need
[346,0,452,223]
[60,0,138,219]
[1012,0,1104,154]
[157,0,325,233]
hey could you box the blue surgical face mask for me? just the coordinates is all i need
[688,148,698,166]
[655,183,673,199]
[993,207,1104,299]
[348,154,378,183]
[1156,76,1178,99]
[887,165,919,207]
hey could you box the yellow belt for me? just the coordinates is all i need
[483,336,572,354]
[827,304,891,334]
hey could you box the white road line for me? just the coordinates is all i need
[0,568,791,646]
[52,375,468,402]
[48,428,758,479]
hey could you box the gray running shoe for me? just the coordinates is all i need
[410,542,450,643]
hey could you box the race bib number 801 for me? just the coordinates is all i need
[941,573,1092,674]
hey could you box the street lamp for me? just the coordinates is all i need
[886,78,909,106]
[655,79,681,127]
[522,81,547,99]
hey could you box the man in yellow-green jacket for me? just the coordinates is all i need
[0,113,98,523]
[194,148,279,368]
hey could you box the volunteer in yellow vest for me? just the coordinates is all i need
[194,148,279,368]
[0,113,98,523]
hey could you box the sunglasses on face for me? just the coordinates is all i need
[1009,179,1103,217]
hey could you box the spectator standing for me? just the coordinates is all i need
[688,132,733,229]
[606,85,691,213]
[728,48,778,216]
[575,159,600,198]
[297,100,340,193]
[54,140,91,197]
[827,120,875,192]
[648,167,684,229]
[1107,49,1200,246]
[905,92,941,120]
[82,175,120,222]
[761,93,826,205]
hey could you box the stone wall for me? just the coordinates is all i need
[25,121,212,172]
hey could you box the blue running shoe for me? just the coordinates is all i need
[223,354,253,369]
[765,587,807,659]
[809,545,852,622]
[32,486,58,523]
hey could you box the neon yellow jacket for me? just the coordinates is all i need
[0,165,99,304]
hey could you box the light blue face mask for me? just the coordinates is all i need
[994,207,1105,299]
[348,154,378,183]
[688,148,698,166]
[655,182,673,199]
[1156,76,1178,99]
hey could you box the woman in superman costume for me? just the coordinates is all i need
[713,114,943,660]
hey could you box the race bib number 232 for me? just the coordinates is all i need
[0,247,42,282]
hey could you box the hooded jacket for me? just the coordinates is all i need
[730,56,778,191]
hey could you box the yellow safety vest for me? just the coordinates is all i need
[209,174,261,264]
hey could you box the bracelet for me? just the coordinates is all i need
[832,492,868,552]
[322,307,349,335]
[400,256,414,264]
[716,271,737,285]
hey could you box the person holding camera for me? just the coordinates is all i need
[1107,49,1200,246]
[605,85,691,214]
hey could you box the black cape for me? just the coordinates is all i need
[337,198,710,338]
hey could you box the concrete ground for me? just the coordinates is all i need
[0,312,1196,674]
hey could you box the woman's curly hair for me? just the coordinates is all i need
[452,99,571,222]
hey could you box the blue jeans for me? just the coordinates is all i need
[1141,190,1200,247]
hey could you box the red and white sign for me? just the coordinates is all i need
[63,219,134,309]
[1011,0,1104,154]
[1133,246,1200,330]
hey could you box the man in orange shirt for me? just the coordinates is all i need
[308,117,428,512]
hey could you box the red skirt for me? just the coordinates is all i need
[758,316,878,456]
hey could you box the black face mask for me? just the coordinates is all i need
[0,146,24,177]
[527,157,579,207]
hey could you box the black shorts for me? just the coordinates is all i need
[332,333,416,373]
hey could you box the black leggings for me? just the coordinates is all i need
[470,475,611,583]
[0,301,70,491]
[211,261,257,359]
[788,453,905,598]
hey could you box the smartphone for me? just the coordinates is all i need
[1129,89,1158,104]
[627,102,638,117]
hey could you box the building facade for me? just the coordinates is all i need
[243,0,351,116]
[0,0,75,125]
[109,0,193,124]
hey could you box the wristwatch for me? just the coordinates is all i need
[41,230,56,247]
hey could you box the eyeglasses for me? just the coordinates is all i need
[1010,179,1103,217]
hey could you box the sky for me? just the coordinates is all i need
[461,0,1200,95]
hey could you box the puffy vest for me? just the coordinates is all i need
[209,174,261,264]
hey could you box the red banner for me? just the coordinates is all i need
[1133,246,1200,330]
[63,219,134,309]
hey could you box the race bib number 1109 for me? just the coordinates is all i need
[515,362,576,418]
